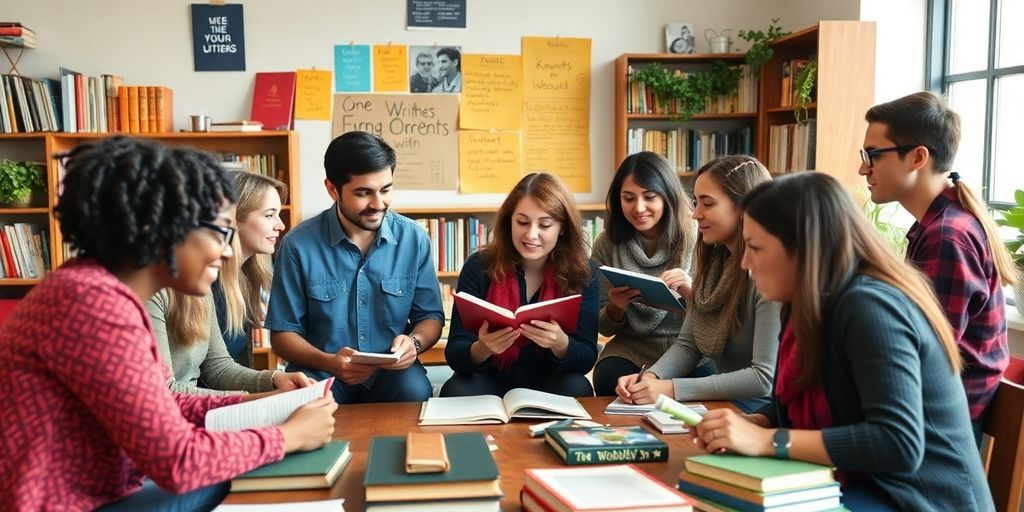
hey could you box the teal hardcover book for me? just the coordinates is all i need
[598,266,686,313]
[364,432,502,502]
[231,440,351,492]
[545,425,669,465]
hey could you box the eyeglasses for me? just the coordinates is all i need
[859,145,918,167]
[198,221,236,248]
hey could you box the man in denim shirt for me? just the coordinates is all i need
[265,131,444,403]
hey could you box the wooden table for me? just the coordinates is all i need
[223,397,731,511]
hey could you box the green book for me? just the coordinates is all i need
[230,440,351,492]
[544,426,668,465]
[364,432,502,503]
[684,454,834,493]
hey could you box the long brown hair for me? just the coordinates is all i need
[605,151,696,267]
[692,155,772,332]
[866,91,1017,286]
[741,172,961,388]
[166,292,209,346]
[480,172,591,294]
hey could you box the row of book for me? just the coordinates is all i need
[779,58,814,107]
[626,65,758,115]
[219,153,288,185]
[0,74,61,134]
[0,23,35,49]
[767,119,817,174]
[0,224,50,279]
[627,127,755,172]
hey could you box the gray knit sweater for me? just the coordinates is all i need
[146,289,276,396]
[592,230,694,367]
[648,284,780,401]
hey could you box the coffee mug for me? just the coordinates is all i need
[189,115,211,132]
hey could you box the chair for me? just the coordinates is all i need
[983,356,1024,511]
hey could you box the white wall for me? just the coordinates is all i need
[9,0,866,220]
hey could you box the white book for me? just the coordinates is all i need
[642,408,707,434]
[523,465,693,511]
[205,378,333,432]
[418,388,591,425]
[348,350,400,365]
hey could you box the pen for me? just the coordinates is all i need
[634,364,649,385]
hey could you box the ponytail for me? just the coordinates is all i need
[951,175,1019,286]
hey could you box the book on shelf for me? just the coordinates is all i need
[453,291,581,333]
[684,454,835,494]
[204,377,333,431]
[418,387,591,425]
[230,440,351,492]
[364,432,502,503]
[598,265,686,313]
[643,408,708,434]
[210,120,264,132]
[522,464,694,512]
[250,71,296,130]
[677,468,842,512]
[545,425,668,465]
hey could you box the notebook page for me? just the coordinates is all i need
[537,466,685,508]
[205,378,332,432]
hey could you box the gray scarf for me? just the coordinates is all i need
[690,245,738,357]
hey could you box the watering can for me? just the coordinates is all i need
[705,28,733,53]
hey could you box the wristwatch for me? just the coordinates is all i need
[772,428,791,459]
[409,333,423,354]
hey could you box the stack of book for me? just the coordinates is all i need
[0,223,50,279]
[522,464,695,511]
[364,432,502,511]
[0,23,35,48]
[677,454,842,511]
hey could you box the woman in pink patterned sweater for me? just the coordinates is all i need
[0,137,337,511]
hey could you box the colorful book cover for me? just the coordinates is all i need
[545,426,668,465]
[250,71,296,130]
[685,454,834,493]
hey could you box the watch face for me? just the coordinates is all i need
[773,429,791,447]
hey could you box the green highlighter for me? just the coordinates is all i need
[654,394,703,426]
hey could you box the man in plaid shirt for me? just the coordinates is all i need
[859,92,1017,444]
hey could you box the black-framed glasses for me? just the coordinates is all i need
[859,145,918,167]
[198,221,236,248]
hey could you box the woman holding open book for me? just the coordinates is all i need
[0,137,336,510]
[615,155,780,413]
[690,172,991,510]
[591,151,697,396]
[441,172,600,397]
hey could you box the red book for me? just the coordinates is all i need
[250,71,296,130]
[453,291,581,333]
[0,230,18,278]
[523,464,694,512]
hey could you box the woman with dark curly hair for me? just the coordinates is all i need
[0,136,337,511]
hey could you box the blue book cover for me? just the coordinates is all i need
[598,265,686,313]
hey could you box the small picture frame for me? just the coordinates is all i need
[665,22,697,54]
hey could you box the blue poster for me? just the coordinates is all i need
[191,4,246,71]
[334,45,371,92]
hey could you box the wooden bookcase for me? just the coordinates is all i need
[0,131,301,370]
[615,21,876,190]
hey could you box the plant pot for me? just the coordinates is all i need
[0,191,32,208]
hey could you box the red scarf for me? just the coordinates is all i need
[486,264,559,373]
[775,320,833,430]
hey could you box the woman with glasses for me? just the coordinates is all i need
[145,172,310,396]
[0,136,336,510]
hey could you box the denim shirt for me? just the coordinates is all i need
[265,207,444,358]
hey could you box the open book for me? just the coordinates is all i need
[453,291,581,333]
[205,377,334,431]
[598,266,685,313]
[418,388,591,425]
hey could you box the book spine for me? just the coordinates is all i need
[558,444,668,465]
[147,86,157,132]
[677,479,764,512]
[137,86,149,133]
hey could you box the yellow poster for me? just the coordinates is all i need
[373,45,409,92]
[332,94,459,190]
[459,131,522,194]
[521,37,592,192]
[294,69,332,120]
[461,54,522,130]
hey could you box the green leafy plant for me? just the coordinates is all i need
[0,159,44,207]
[792,58,817,124]
[632,60,742,120]
[997,189,1024,267]
[737,18,789,75]
[864,198,909,256]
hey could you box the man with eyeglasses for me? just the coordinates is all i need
[859,91,1015,445]
[264,131,444,404]
[409,51,439,93]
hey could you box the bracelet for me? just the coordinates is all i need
[409,333,423,354]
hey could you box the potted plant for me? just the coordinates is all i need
[998,189,1024,315]
[737,18,788,75]
[0,159,45,208]
[632,60,743,121]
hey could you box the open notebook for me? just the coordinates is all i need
[418,388,591,425]
[205,378,333,431]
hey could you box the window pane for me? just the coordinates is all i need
[947,80,987,194]
[990,74,1024,202]
[950,0,991,74]
[998,0,1024,67]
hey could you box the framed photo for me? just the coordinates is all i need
[409,45,462,93]
[665,22,696,54]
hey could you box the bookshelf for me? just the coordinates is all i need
[0,131,301,370]
[614,21,876,191]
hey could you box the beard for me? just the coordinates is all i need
[339,202,387,232]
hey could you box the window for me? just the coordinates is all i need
[928,0,1024,206]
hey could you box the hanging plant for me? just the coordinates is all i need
[632,60,742,121]
[737,18,789,75]
[792,59,817,124]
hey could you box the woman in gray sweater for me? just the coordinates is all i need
[591,152,697,395]
[615,156,780,412]
[692,172,992,511]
